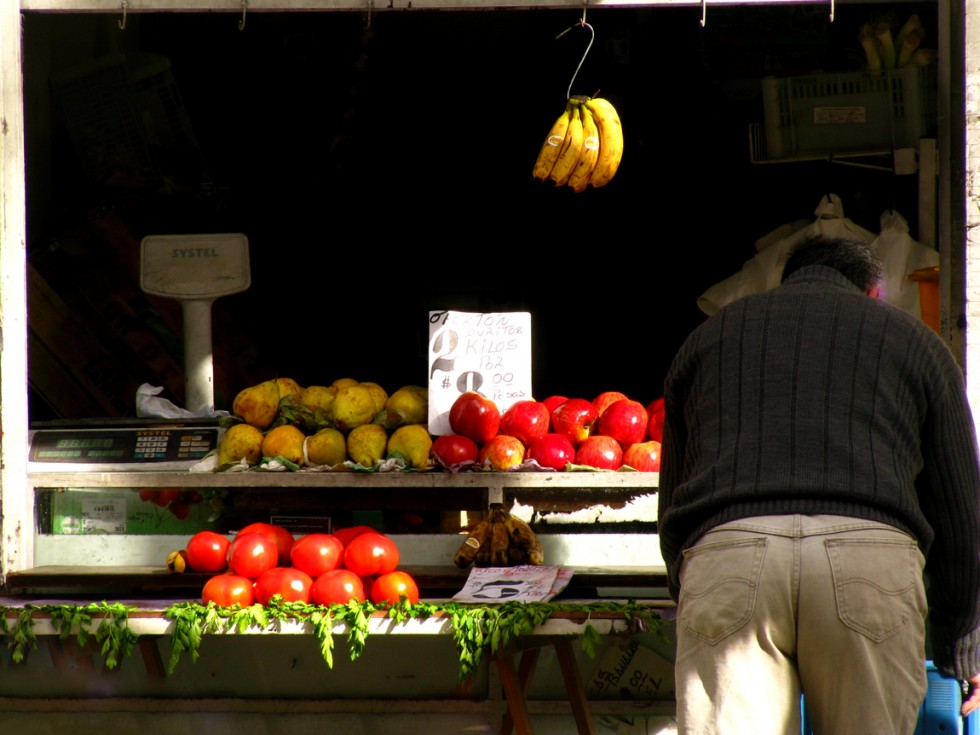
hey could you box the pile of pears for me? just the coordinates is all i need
[217,377,433,471]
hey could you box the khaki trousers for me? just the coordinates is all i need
[674,514,928,735]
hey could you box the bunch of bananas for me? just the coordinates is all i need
[453,503,545,568]
[532,95,623,192]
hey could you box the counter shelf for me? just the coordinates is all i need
[18,470,664,601]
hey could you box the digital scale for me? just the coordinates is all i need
[28,418,222,471]
[28,233,249,471]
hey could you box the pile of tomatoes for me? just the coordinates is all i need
[180,523,420,608]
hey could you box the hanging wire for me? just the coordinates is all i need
[556,4,595,100]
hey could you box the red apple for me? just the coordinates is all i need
[575,435,623,470]
[499,399,550,447]
[431,433,479,468]
[647,397,665,442]
[598,399,649,445]
[593,390,629,416]
[478,434,526,471]
[541,395,569,419]
[551,397,600,446]
[449,391,501,444]
[527,433,576,471]
[622,440,662,472]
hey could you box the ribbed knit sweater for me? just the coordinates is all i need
[658,264,980,678]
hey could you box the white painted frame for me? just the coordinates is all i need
[2,0,973,584]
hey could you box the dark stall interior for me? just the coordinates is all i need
[21,3,937,420]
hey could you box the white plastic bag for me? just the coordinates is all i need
[696,194,926,316]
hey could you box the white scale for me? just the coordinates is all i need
[28,233,251,470]
[140,232,251,413]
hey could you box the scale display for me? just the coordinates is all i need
[29,426,219,464]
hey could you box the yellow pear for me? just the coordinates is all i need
[384,385,429,425]
[261,424,306,466]
[218,423,265,466]
[276,377,304,400]
[358,381,389,414]
[331,377,360,390]
[330,384,377,431]
[232,379,281,430]
[306,427,347,467]
[298,385,338,414]
[346,423,388,467]
[387,423,433,470]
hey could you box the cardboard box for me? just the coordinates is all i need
[588,638,675,701]
[46,487,216,535]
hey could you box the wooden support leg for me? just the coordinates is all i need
[500,647,542,735]
[555,639,597,735]
[139,637,165,678]
[496,650,536,735]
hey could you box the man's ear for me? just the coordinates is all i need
[867,285,882,299]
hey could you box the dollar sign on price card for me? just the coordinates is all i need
[427,310,533,435]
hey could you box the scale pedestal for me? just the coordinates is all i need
[139,233,251,412]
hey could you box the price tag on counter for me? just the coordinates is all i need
[427,310,532,436]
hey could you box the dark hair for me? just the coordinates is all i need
[781,236,883,291]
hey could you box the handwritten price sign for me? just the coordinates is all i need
[427,311,532,436]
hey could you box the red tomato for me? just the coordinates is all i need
[342,532,400,576]
[202,573,255,607]
[236,522,295,562]
[226,532,279,579]
[332,525,376,548]
[290,533,344,578]
[157,488,183,506]
[370,571,419,606]
[185,530,231,573]
[253,566,313,605]
[311,569,366,606]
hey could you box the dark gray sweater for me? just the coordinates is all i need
[658,264,980,679]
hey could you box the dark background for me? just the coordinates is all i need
[21,3,937,417]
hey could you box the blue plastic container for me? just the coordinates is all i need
[802,661,979,734]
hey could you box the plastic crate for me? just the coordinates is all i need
[802,661,979,734]
[761,64,936,160]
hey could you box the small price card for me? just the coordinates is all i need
[427,310,532,436]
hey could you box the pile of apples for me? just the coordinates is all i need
[434,391,664,473]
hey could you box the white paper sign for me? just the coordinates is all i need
[452,565,567,603]
[427,310,533,436]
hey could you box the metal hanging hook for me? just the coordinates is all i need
[828,0,835,23]
[556,6,595,100]
[239,0,247,31]
[366,0,373,30]
[700,0,707,28]
[118,0,127,30]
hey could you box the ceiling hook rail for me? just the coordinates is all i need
[118,0,127,30]
[239,0,247,31]
[700,0,707,27]
[556,4,594,100]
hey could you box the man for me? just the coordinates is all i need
[658,236,980,734]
